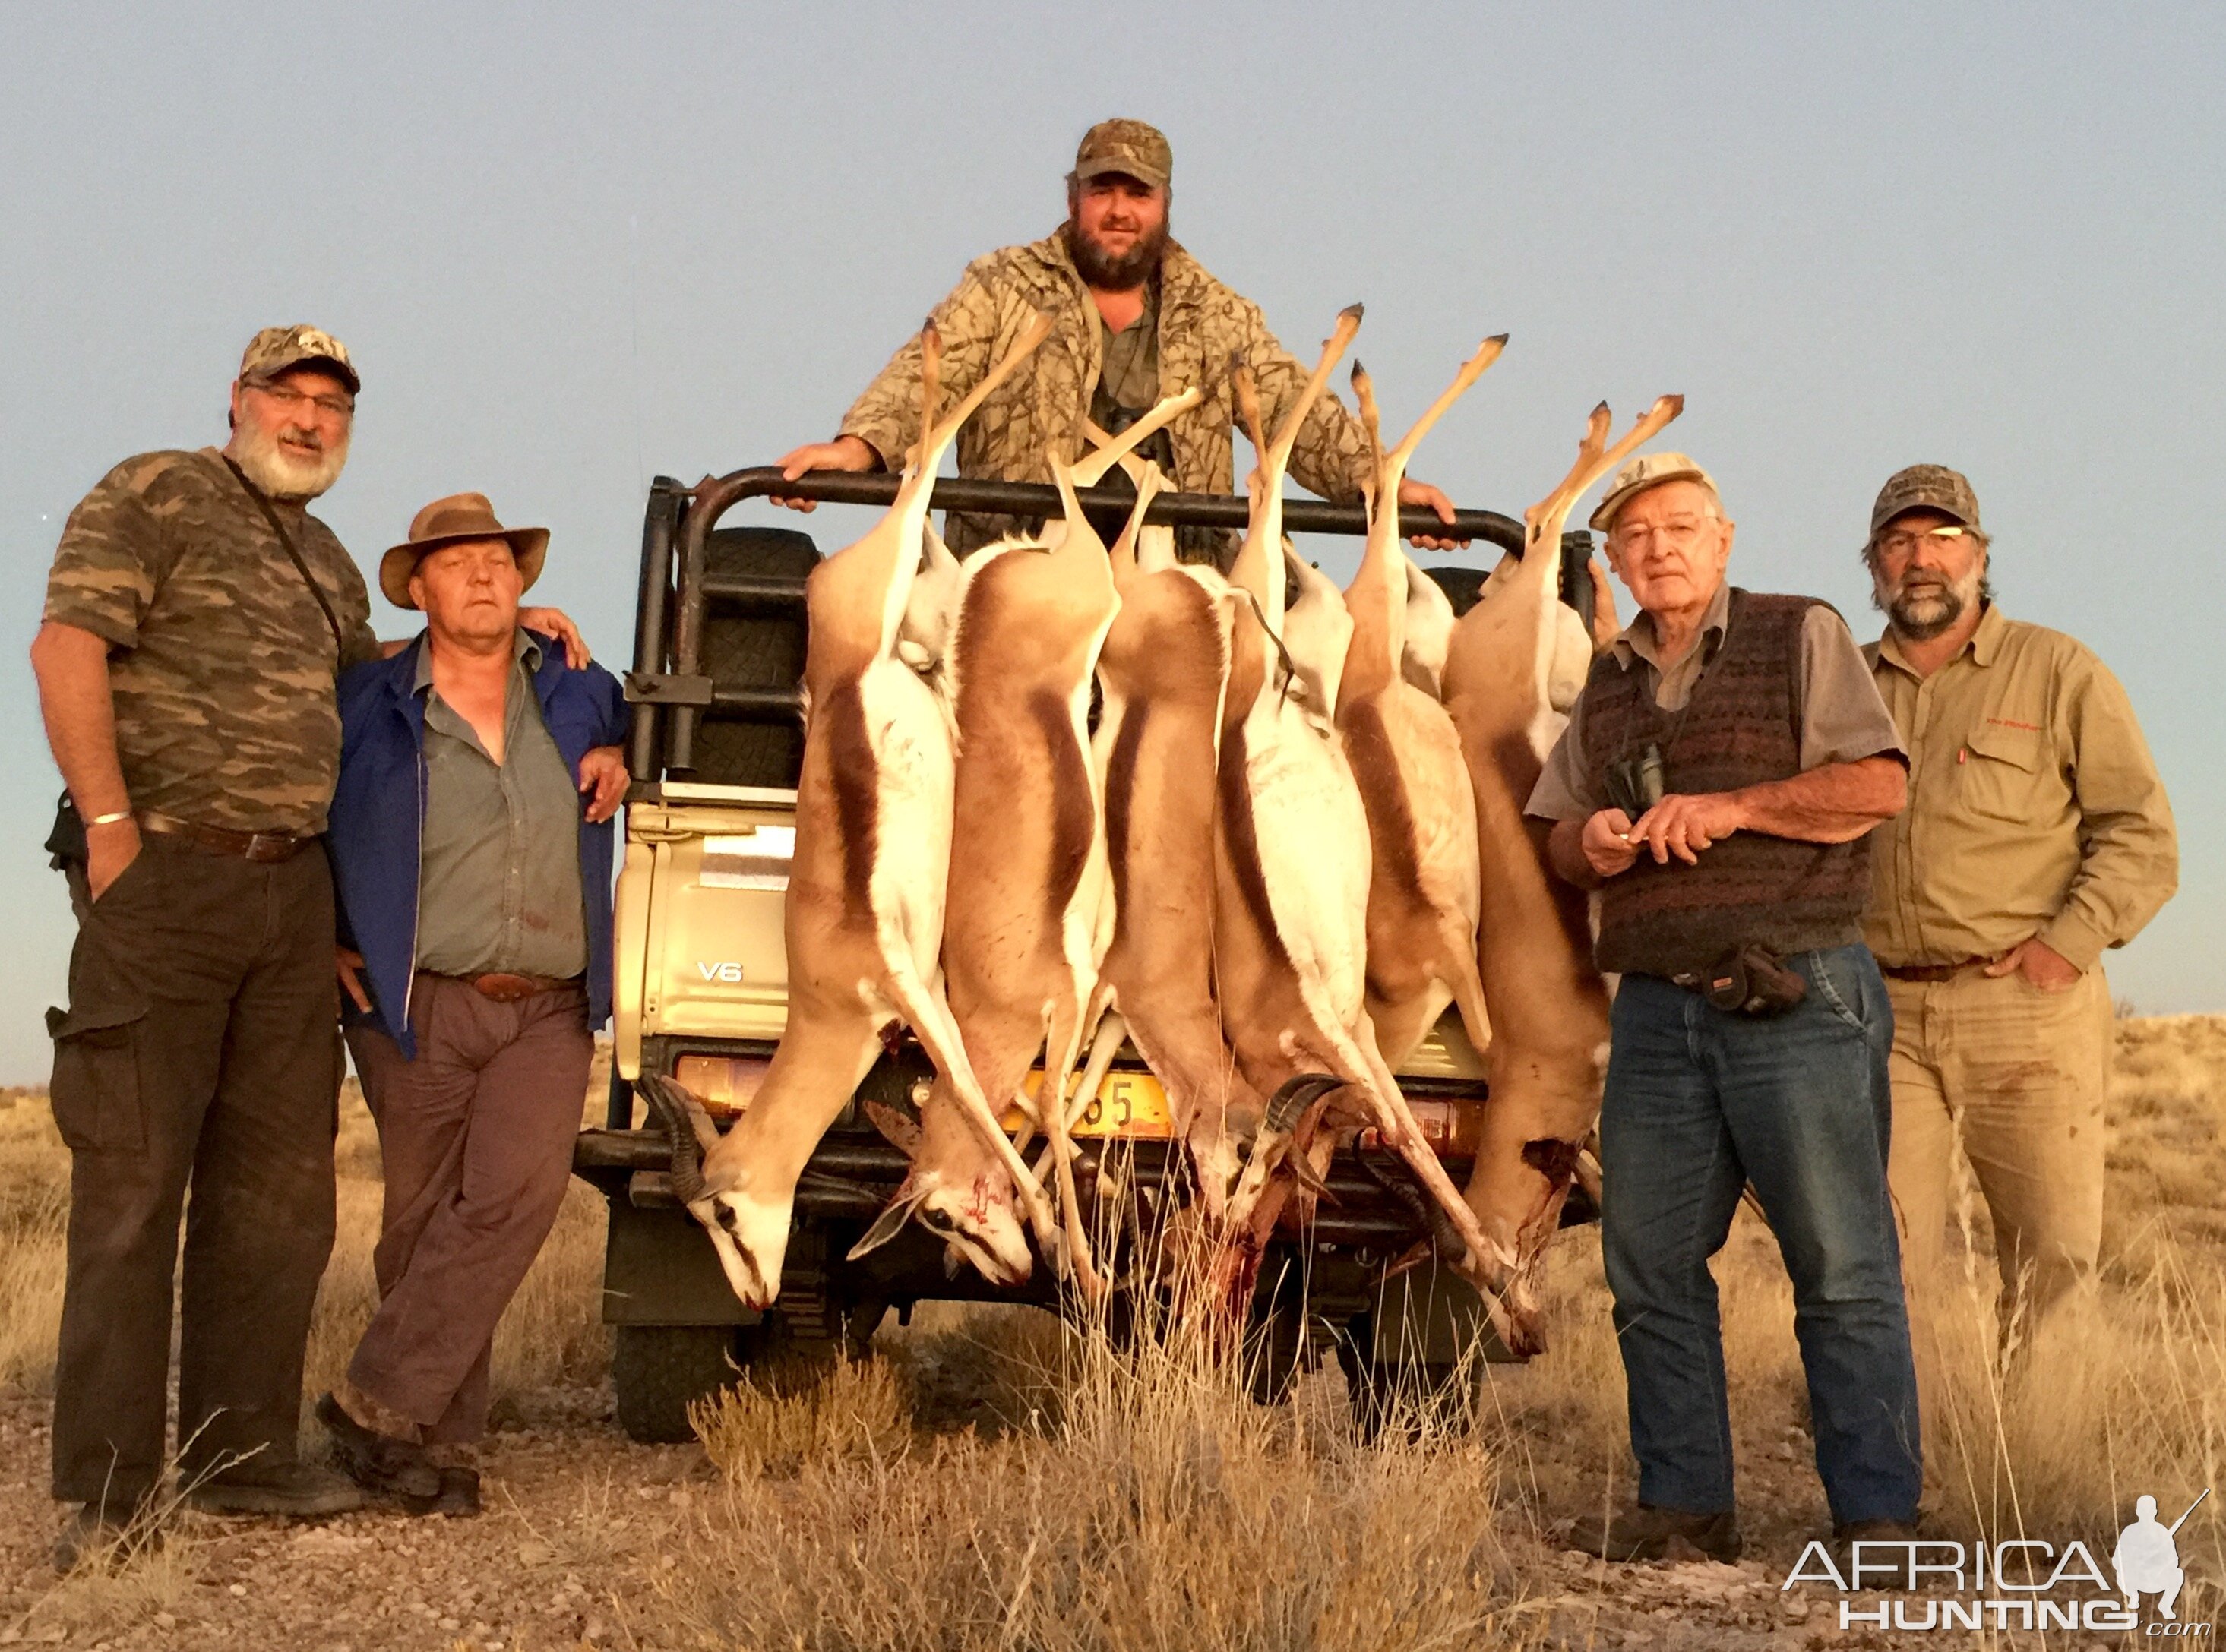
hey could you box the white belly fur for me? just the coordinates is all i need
[858,657,956,984]
[1243,692,1371,1026]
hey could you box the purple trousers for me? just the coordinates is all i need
[343,974,591,1443]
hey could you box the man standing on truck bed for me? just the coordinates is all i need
[774,118,1464,564]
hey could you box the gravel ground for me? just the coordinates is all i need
[0,1377,1911,1652]
[0,1385,717,1652]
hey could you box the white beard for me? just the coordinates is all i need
[230,422,349,501]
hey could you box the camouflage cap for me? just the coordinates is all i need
[1870,463,1980,537]
[1073,118,1171,189]
[1589,450,1720,532]
[380,491,549,610]
[238,324,359,396]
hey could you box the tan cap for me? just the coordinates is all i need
[1073,118,1171,189]
[380,493,549,610]
[239,324,359,396]
[1589,450,1719,532]
[1870,463,1981,537]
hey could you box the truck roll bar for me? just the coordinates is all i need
[627,467,1592,782]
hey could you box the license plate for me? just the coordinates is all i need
[1001,1067,1175,1139]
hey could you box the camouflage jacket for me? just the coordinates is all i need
[43,447,380,835]
[840,231,1374,556]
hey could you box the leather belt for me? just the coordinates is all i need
[134,809,310,864]
[1880,959,1981,984]
[426,971,583,1004]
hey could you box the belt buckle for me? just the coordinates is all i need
[245,831,292,863]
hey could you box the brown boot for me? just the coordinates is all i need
[315,1391,439,1502]
[1567,1504,1742,1562]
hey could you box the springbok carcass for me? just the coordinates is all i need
[637,314,1059,1308]
[1061,441,1264,1230]
[1337,340,1503,1071]
[855,390,1202,1293]
[1440,394,1681,1354]
[1206,308,1517,1318]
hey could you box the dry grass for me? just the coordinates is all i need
[0,1055,612,1421]
[1484,1012,2226,1624]
[0,1085,70,1395]
[2,1021,2222,1647]
[660,1295,1543,1652]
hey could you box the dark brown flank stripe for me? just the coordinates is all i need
[1102,696,1149,921]
[820,682,878,924]
[1339,698,1425,904]
[1216,722,1291,968]
[1033,688,1093,921]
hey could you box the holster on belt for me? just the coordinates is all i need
[1681,944,1808,1017]
[46,791,87,871]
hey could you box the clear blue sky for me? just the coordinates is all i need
[2,2,2218,1079]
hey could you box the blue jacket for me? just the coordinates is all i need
[330,630,628,1058]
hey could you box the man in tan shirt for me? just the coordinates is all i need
[1861,465,2177,1357]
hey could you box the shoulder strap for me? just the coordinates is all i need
[220,455,346,663]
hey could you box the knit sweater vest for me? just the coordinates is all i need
[1584,589,1871,978]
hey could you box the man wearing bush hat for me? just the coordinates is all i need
[318,491,628,1516]
[1859,463,2177,1363]
[1529,450,1922,1559]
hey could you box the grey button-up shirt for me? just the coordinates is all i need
[414,631,589,981]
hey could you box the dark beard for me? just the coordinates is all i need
[1064,216,1167,289]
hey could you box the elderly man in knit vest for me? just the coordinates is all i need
[1527,453,1924,1561]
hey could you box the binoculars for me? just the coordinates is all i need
[1604,742,1667,822]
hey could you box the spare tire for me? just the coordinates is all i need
[685,526,819,788]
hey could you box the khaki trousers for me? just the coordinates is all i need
[1885,965,2111,1344]
[343,974,592,1445]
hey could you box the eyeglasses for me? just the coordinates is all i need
[1610,515,1714,553]
[1873,525,1968,559]
[248,380,355,419]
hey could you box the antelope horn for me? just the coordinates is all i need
[1263,1072,1345,1137]
[637,1074,719,1205]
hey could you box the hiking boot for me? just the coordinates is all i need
[1835,1515,1921,1545]
[188,1458,368,1518]
[52,1503,163,1575]
[402,1466,482,1519]
[316,1391,439,1501]
[1567,1503,1743,1562]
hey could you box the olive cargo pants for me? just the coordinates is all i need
[343,974,592,1444]
[46,835,340,1512]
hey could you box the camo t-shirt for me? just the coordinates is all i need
[43,447,380,835]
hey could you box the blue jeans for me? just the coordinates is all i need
[1600,943,1921,1526]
